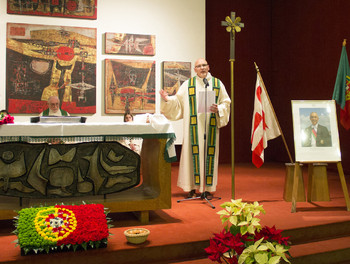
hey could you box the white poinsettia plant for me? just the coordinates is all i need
[205,199,291,264]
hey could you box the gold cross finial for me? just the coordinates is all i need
[221,12,244,60]
[222,12,244,34]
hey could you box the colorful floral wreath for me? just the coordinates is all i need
[34,207,77,242]
[14,203,111,255]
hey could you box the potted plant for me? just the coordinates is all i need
[205,199,291,264]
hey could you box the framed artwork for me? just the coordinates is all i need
[7,0,97,20]
[6,23,97,114]
[291,100,341,162]
[105,59,156,114]
[105,33,155,56]
[162,61,191,95]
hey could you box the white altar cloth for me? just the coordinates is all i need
[0,114,177,161]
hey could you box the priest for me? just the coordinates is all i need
[160,58,231,198]
[39,96,70,116]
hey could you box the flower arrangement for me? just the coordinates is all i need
[13,203,112,255]
[205,199,291,264]
[0,112,14,125]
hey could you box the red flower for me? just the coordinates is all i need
[212,230,245,255]
[56,204,109,246]
[226,256,238,264]
[205,239,229,263]
[256,225,290,246]
[0,115,14,125]
[205,229,244,263]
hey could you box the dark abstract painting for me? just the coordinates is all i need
[162,61,191,95]
[7,0,97,20]
[105,59,155,114]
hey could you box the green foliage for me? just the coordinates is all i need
[238,238,291,264]
[217,199,265,235]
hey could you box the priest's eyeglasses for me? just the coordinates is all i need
[195,64,208,68]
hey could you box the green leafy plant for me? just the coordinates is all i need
[205,199,291,264]
[239,237,291,264]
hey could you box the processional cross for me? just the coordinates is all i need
[221,12,244,199]
[221,12,244,60]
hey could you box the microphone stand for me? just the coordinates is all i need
[177,77,219,209]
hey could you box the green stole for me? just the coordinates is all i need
[188,76,220,186]
[42,108,68,116]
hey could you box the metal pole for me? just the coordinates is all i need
[230,59,235,199]
[221,12,244,200]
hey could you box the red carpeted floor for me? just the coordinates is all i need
[1,163,350,263]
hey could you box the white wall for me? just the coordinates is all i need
[0,0,206,144]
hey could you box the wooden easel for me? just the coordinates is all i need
[291,161,350,213]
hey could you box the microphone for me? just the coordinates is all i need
[203,78,209,88]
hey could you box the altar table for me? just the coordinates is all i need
[0,115,176,223]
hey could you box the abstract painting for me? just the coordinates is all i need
[6,23,97,114]
[162,61,191,95]
[105,59,155,114]
[7,0,97,20]
[105,33,155,56]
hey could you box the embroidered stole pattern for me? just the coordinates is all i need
[188,77,220,186]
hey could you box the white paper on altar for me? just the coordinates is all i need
[198,91,215,113]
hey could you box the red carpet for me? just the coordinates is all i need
[1,163,350,263]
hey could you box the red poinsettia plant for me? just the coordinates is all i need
[0,112,14,125]
[205,199,291,264]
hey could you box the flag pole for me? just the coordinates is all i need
[254,62,294,164]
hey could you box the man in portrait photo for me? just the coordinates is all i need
[301,111,332,147]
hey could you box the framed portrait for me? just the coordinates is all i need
[162,61,191,96]
[6,23,97,114]
[105,59,155,114]
[105,33,155,56]
[7,0,97,20]
[291,100,341,162]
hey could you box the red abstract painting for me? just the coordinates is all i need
[6,23,97,114]
[105,33,155,56]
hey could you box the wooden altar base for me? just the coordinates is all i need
[1,163,350,264]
